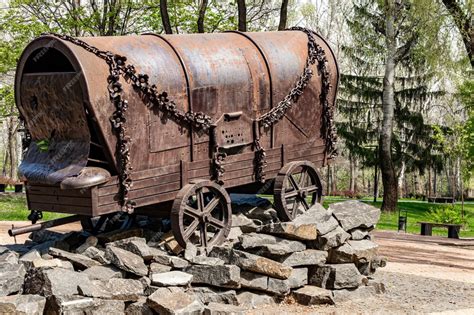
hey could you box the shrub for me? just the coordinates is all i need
[428,205,468,226]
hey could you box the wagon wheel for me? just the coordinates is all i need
[81,212,135,235]
[274,161,323,222]
[171,180,232,251]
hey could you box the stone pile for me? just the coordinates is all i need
[0,200,386,314]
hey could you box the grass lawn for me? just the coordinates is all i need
[0,194,65,221]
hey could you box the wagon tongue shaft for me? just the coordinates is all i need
[8,215,83,237]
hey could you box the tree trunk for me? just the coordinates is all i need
[237,0,247,32]
[380,0,398,211]
[398,160,406,198]
[441,0,473,68]
[160,0,173,34]
[197,0,208,33]
[278,0,289,31]
[349,155,355,192]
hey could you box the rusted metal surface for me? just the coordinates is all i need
[15,29,339,247]
[8,214,83,236]
[274,161,323,222]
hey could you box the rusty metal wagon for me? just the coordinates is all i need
[11,28,339,250]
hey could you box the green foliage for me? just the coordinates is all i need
[428,204,467,225]
[459,77,474,172]
[35,139,49,152]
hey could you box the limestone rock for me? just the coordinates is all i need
[236,291,275,308]
[0,263,26,296]
[49,247,100,270]
[82,246,110,264]
[193,287,238,305]
[204,302,246,315]
[97,228,143,243]
[0,294,45,315]
[209,247,293,280]
[184,242,198,261]
[147,287,204,315]
[30,258,74,270]
[76,236,98,254]
[349,228,370,240]
[45,295,125,314]
[151,271,193,286]
[110,237,154,260]
[187,264,240,289]
[328,240,378,264]
[256,222,317,241]
[105,245,148,276]
[238,233,306,257]
[327,243,354,264]
[82,265,124,281]
[240,271,268,291]
[152,249,189,269]
[287,267,308,289]
[266,277,291,296]
[125,297,154,315]
[19,249,41,268]
[232,213,257,228]
[330,201,380,231]
[278,250,327,267]
[308,264,362,290]
[190,255,225,266]
[293,285,334,305]
[149,262,172,275]
[311,226,351,251]
[23,267,90,297]
[79,278,143,301]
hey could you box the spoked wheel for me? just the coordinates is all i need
[81,212,135,235]
[274,161,323,221]
[171,180,232,251]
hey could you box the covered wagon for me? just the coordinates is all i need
[11,28,339,250]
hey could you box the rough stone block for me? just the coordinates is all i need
[238,233,306,257]
[125,297,154,315]
[23,268,90,297]
[105,245,148,276]
[308,264,362,290]
[278,250,327,267]
[192,287,238,305]
[330,201,380,231]
[147,287,204,315]
[293,285,334,305]
[204,302,246,315]
[45,295,125,314]
[76,236,98,254]
[0,263,26,296]
[49,247,100,270]
[311,226,351,251]
[0,294,46,315]
[187,264,240,289]
[151,271,193,286]
[82,265,124,281]
[82,246,110,264]
[240,271,268,291]
[236,291,275,308]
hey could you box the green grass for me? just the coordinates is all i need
[0,194,65,221]
[323,196,474,238]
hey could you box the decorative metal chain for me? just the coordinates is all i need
[254,27,338,182]
[42,27,336,211]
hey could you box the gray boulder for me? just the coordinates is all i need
[349,228,370,240]
[109,237,154,260]
[0,294,46,315]
[76,236,98,254]
[193,287,238,305]
[187,264,240,289]
[78,278,144,301]
[328,240,378,264]
[240,271,268,291]
[82,265,124,281]
[151,271,193,286]
[45,295,125,314]
[209,247,293,280]
[238,233,306,257]
[147,287,204,315]
[236,292,275,308]
[82,246,110,264]
[0,263,26,296]
[330,201,380,231]
[204,302,246,315]
[105,246,148,276]
[308,264,362,290]
[311,226,351,250]
[125,297,154,315]
[151,249,189,269]
[293,285,334,305]
[23,267,90,296]
[278,249,327,267]
[149,262,173,275]
[49,247,101,270]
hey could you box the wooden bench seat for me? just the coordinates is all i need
[417,221,462,239]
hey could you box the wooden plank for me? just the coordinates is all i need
[26,185,91,198]
[27,194,92,207]
[96,191,177,216]
[287,145,326,160]
[29,202,92,216]
[222,161,281,182]
[98,172,180,197]
[99,181,181,206]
